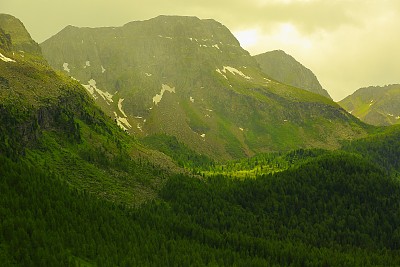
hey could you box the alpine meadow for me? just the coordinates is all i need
[1,9,400,267]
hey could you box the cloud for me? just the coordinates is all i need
[231,0,400,100]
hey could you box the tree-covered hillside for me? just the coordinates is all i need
[2,13,400,267]
[1,148,400,266]
[0,14,179,206]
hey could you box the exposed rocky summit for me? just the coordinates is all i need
[41,16,366,159]
[254,50,331,99]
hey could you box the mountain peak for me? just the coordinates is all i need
[41,16,366,159]
[121,15,239,46]
[152,15,201,21]
[254,50,332,99]
[0,13,41,55]
[339,84,400,126]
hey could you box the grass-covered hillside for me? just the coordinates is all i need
[41,15,369,160]
[2,14,400,266]
[339,84,400,126]
[0,14,180,206]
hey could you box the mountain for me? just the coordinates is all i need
[0,14,180,206]
[254,50,331,99]
[339,84,400,126]
[41,15,366,160]
[0,13,42,56]
[2,14,400,266]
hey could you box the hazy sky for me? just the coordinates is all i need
[2,0,399,100]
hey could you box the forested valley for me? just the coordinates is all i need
[1,126,400,266]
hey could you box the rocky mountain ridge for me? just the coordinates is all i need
[41,15,368,159]
[339,84,400,126]
[254,50,331,99]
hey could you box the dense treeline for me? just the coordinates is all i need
[159,152,400,266]
[0,155,170,266]
[1,150,400,266]
[141,134,214,168]
[199,125,400,179]
[200,148,327,178]
[342,125,400,173]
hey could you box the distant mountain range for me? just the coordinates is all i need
[339,84,400,126]
[254,50,331,99]
[41,15,366,159]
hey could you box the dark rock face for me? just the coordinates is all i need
[0,28,12,51]
[254,50,331,99]
[0,14,96,157]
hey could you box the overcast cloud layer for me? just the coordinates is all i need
[3,0,399,100]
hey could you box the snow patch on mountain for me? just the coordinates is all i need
[152,84,176,105]
[216,66,251,80]
[216,69,228,80]
[118,118,131,128]
[83,79,114,104]
[0,52,16,62]
[212,44,220,50]
[101,65,106,73]
[112,111,131,131]
[224,66,251,79]
[63,63,70,72]
[158,35,173,39]
[118,117,132,131]
[190,96,194,103]
[118,98,127,117]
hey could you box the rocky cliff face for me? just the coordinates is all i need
[254,50,331,99]
[0,14,102,157]
[0,28,12,51]
[41,16,366,159]
[0,14,184,206]
[339,84,400,126]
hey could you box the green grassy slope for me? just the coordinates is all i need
[0,14,181,206]
[2,14,400,266]
[41,15,369,160]
[339,84,400,126]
